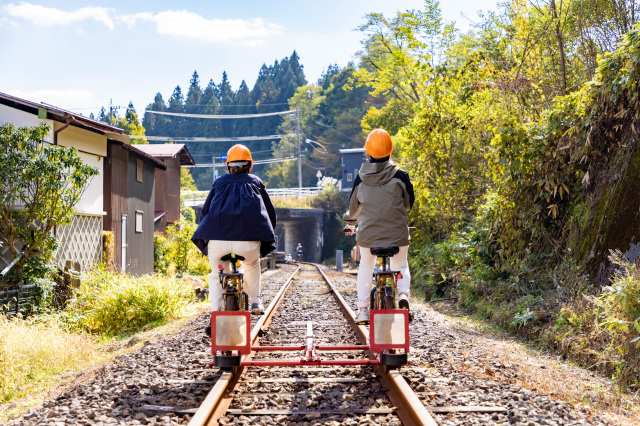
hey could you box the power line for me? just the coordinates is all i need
[137,134,292,142]
[144,110,295,119]
[185,156,295,168]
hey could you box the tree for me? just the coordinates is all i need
[180,168,197,191]
[118,102,147,144]
[0,123,99,285]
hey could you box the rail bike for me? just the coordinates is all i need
[210,256,411,371]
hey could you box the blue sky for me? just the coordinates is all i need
[0,0,502,118]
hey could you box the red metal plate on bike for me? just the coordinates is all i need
[211,311,251,355]
[369,309,410,353]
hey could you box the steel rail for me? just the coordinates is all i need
[316,265,438,426]
[188,265,301,426]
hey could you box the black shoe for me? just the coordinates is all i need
[205,325,211,337]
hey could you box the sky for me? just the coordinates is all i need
[0,0,502,119]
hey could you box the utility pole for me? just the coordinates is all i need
[296,107,302,194]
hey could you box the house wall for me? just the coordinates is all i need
[104,144,128,272]
[164,157,181,224]
[0,104,53,142]
[126,154,156,275]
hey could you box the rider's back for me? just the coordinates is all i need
[194,173,276,243]
[344,161,413,248]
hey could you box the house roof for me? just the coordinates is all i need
[107,139,167,170]
[135,143,196,166]
[339,148,366,154]
[0,91,125,136]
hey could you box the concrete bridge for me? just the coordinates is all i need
[188,199,325,263]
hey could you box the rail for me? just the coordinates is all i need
[182,187,322,206]
[188,265,301,425]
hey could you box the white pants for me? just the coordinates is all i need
[208,240,261,311]
[357,245,410,309]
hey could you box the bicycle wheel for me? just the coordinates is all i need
[382,294,395,310]
[240,292,249,311]
[225,294,239,311]
[370,288,378,310]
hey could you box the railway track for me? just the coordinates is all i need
[187,263,435,426]
[7,264,612,425]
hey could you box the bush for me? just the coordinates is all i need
[65,269,194,336]
[597,251,640,388]
[0,315,95,402]
[154,232,172,274]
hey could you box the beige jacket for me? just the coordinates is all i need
[343,161,414,248]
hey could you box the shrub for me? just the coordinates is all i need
[0,315,95,403]
[65,269,193,336]
[154,232,172,274]
[597,251,640,388]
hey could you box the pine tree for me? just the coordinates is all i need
[185,71,203,137]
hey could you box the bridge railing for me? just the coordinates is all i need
[182,187,322,203]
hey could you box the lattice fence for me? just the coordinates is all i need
[53,214,102,271]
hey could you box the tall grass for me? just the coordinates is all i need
[66,269,194,337]
[0,315,95,402]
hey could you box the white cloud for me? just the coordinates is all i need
[120,10,282,46]
[5,89,98,111]
[3,2,114,29]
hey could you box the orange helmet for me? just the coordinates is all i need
[226,144,253,165]
[364,129,393,158]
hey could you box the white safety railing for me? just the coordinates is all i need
[182,187,322,206]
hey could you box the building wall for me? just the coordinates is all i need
[126,154,156,275]
[341,151,367,192]
[0,104,53,142]
[104,144,128,272]
[164,157,181,224]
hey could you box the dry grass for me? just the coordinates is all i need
[0,315,96,403]
[429,304,640,426]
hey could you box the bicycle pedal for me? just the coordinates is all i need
[251,310,264,316]
[356,320,369,325]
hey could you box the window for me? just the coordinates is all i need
[136,158,143,182]
[135,211,143,233]
[346,173,353,182]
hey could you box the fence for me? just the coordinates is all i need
[53,213,102,272]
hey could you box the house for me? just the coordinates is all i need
[0,92,123,272]
[0,92,165,275]
[135,144,195,232]
[339,148,367,196]
[103,140,166,275]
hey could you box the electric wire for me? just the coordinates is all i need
[144,110,295,119]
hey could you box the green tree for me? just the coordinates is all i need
[0,123,99,285]
[118,102,146,144]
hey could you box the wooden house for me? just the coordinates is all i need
[135,144,195,232]
[103,141,166,275]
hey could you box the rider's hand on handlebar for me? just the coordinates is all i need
[343,225,356,236]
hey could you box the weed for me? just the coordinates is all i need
[64,269,194,337]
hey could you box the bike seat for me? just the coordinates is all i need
[221,253,245,262]
[370,247,399,257]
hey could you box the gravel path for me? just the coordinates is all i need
[6,264,631,425]
[323,267,615,426]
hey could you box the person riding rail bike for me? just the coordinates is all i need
[192,144,277,323]
[343,129,414,324]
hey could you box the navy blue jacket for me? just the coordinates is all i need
[192,173,277,255]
